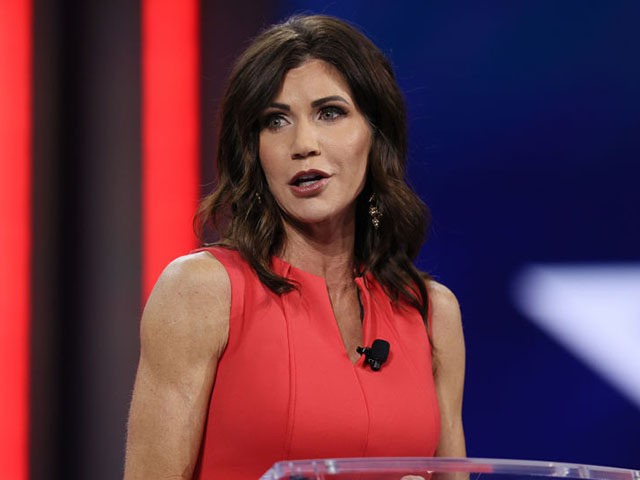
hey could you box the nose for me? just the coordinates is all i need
[291,120,320,160]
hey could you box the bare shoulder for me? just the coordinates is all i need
[426,279,462,332]
[149,251,230,304]
[424,279,465,371]
[424,279,467,457]
[142,251,231,361]
[125,252,230,478]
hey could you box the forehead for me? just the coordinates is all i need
[273,59,353,102]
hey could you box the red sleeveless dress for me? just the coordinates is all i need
[195,247,440,479]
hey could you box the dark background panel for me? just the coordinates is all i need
[32,1,141,478]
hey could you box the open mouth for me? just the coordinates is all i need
[289,170,329,187]
[292,174,324,187]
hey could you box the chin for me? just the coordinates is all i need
[291,213,333,227]
[290,209,354,230]
[280,198,355,229]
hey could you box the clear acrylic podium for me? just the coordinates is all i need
[260,458,640,480]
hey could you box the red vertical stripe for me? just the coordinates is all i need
[0,1,31,478]
[142,0,200,298]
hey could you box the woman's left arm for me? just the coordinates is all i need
[428,280,467,457]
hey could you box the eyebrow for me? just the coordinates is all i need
[267,95,351,111]
[311,95,350,108]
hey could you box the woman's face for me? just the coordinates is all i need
[258,59,372,230]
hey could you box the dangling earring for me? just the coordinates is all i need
[255,192,262,205]
[368,194,382,229]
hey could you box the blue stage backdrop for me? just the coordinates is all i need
[276,1,640,468]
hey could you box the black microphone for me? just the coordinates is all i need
[356,339,390,371]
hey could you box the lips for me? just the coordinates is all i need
[289,169,330,186]
[288,169,330,197]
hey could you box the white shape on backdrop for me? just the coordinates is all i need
[513,263,640,410]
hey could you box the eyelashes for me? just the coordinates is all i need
[261,105,348,131]
[262,113,288,130]
[318,105,346,120]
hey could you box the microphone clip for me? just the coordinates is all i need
[356,339,390,371]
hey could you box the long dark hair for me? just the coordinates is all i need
[196,15,431,320]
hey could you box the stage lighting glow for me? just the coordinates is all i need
[513,263,640,410]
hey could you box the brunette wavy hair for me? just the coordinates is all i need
[196,14,432,319]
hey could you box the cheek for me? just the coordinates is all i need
[348,130,372,173]
[258,137,279,183]
[348,120,373,155]
[258,136,269,169]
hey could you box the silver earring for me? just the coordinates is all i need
[368,194,382,229]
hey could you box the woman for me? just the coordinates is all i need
[125,14,465,480]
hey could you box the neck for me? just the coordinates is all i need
[279,216,356,287]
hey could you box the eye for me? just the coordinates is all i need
[262,113,289,131]
[319,105,346,121]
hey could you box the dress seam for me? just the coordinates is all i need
[354,370,372,457]
[282,273,297,459]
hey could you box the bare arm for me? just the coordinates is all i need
[124,252,230,479]
[428,281,467,457]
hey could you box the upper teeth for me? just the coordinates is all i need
[296,174,320,184]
